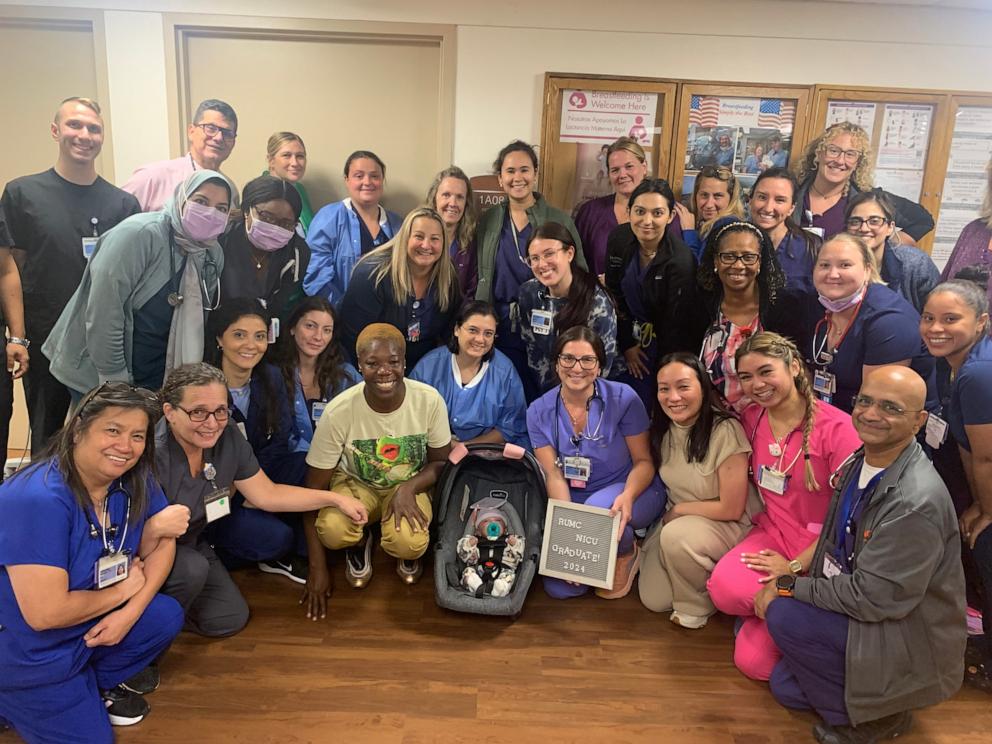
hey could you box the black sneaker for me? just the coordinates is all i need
[345,533,374,589]
[258,556,309,585]
[121,664,159,695]
[102,684,150,726]
[813,710,912,744]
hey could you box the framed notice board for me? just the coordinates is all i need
[670,82,813,203]
[539,74,677,215]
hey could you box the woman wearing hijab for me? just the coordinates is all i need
[45,170,233,397]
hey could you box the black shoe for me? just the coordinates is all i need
[258,556,309,585]
[102,684,150,726]
[345,533,374,589]
[121,664,160,695]
[813,710,912,744]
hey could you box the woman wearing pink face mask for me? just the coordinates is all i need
[219,175,309,330]
[46,170,235,398]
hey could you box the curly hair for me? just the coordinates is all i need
[795,122,874,193]
[697,218,786,312]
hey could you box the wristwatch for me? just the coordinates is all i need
[776,574,796,597]
[787,558,803,575]
[7,337,29,349]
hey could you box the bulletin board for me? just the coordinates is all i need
[539,74,677,215]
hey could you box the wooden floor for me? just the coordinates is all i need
[6,553,992,743]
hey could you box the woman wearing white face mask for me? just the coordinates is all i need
[46,170,234,398]
[218,175,310,330]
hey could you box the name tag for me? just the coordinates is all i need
[563,455,591,488]
[823,552,843,578]
[82,237,98,259]
[925,412,948,449]
[268,317,280,343]
[407,320,421,343]
[812,369,836,397]
[236,421,247,439]
[95,552,129,589]
[633,321,642,343]
[312,401,326,422]
[531,309,553,336]
[205,487,232,523]
[758,465,788,495]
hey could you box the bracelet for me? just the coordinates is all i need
[7,336,29,349]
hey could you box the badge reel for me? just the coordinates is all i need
[563,455,591,489]
[203,462,231,523]
[531,309,553,336]
[925,412,948,449]
[758,465,788,495]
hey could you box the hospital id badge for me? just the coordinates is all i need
[925,412,948,449]
[95,552,129,589]
[311,401,326,422]
[758,465,788,495]
[812,370,836,402]
[236,421,247,439]
[823,552,843,578]
[563,455,591,488]
[633,321,642,343]
[268,317,280,343]
[407,320,421,343]
[205,487,232,523]
[82,236,98,259]
[531,309,553,336]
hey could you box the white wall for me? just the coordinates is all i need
[3,0,992,179]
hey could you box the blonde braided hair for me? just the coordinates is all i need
[735,331,820,492]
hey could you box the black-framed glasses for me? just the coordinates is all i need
[558,354,599,370]
[851,394,923,417]
[823,144,861,162]
[253,208,296,232]
[193,122,237,142]
[845,216,891,230]
[175,404,231,423]
[717,252,760,266]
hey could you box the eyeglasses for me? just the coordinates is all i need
[77,381,160,416]
[845,216,891,230]
[717,252,761,266]
[526,247,566,267]
[851,394,923,417]
[254,208,296,232]
[175,405,231,423]
[823,144,862,163]
[558,354,599,370]
[193,122,237,142]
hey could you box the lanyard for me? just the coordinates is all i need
[811,298,865,367]
[85,483,132,556]
[834,468,885,568]
[553,381,606,464]
[751,408,803,476]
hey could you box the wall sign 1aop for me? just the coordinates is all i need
[539,500,620,590]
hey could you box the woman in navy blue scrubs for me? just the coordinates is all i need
[797,233,935,414]
[920,279,992,693]
[0,383,186,743]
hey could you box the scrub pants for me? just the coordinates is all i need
[766,597,851,727]
[163,542,250,637]
[207,494,295,567]
[21,338,71,459]
[0,593,183,744]
[314,472,432,560]
[543,477,667,600]
[638,513,749,618]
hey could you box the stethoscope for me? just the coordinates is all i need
[166,226,221,310]
[84,481,133,556]
[553,379,606,467]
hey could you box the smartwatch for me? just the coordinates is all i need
[776,574,796,597]
[788,558,803,575]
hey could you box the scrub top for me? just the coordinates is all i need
[289,363,362,454]
[410,346,529,447]
[493,214,533,354]
[0,461,165,688]
[801,283,936,414]
[526,378,649,499]
[939,335,992,453]
[154,419,260,546]
[742,401,860,558]
[774,231,815,292]
[802,192,848,239]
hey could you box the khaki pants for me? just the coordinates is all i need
[314,472,433,560]
[638,514,748,618]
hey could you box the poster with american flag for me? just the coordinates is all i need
[757,99,796,133]
[688,95,720,128]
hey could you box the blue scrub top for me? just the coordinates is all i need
[526,378,649,498]
[775,231,815,293]
[0,461,166,689]
[410,346,530,447]
[289,363,361,453]
[939,335,992,452]
[803,283,936,414]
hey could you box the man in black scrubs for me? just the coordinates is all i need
[0,97,140,456]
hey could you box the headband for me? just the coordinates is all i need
[713,220,765,245]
